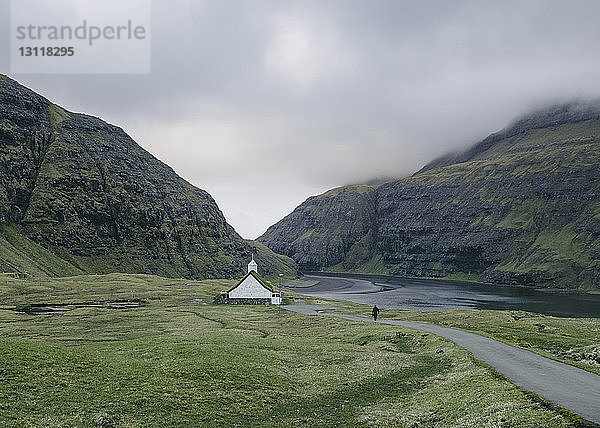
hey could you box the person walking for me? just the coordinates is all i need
[372,305,379,321]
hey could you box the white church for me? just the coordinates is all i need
[221,257,282,305]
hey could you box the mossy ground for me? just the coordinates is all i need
[0,274,589,427]
[0,225,83,277]
[334,304,600,377]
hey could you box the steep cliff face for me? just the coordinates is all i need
[259,102,600,289]
[260,185,379,271]
[0,75,296,279]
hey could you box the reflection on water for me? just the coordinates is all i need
[297,275,600,318]
[14,300,146,315]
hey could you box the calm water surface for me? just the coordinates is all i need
[295,275,600,318]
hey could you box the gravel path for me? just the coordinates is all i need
[283,304,600,424]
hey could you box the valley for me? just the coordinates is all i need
[0,273,593,426]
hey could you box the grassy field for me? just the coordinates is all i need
[0,274,592,427]
[329,304,600,378]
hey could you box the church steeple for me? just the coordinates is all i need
[248,255,258,273]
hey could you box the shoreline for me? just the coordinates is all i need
[300,271,591,295]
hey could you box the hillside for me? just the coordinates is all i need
[0,75,296,279]
[258,185,379,271]
[259,102,600,289]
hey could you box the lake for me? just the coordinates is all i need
[294,274,600,318]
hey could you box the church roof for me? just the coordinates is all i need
[227,270,273,293]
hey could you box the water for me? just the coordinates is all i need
[15,300,146,315]
[295,275,600,318]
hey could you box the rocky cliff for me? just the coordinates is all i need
[259,184,379,271]
[259,102,600,289]
[0,75,296,279]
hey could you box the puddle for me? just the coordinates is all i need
[15,299,147,315]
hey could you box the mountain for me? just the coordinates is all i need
[259,102,600,289]
[0,75,296,279]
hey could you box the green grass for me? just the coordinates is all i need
[357,254,389,274]
[0,274,588,426]
[335,306,600,377]
[244,239,298,281]
[443,272,481,281]
[0,225,83,277]
[322,184,376,197]
[327,254,389,275]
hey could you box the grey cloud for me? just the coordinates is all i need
[2,0,600,237]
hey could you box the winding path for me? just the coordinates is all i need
[283,303,600,424]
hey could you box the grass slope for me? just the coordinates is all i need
[0,274,581,427]
[245,239,298,281]
[0,225,82,277]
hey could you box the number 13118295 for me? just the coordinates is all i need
[19,47,75,56]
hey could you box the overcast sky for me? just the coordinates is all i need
[2,0,600,238]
